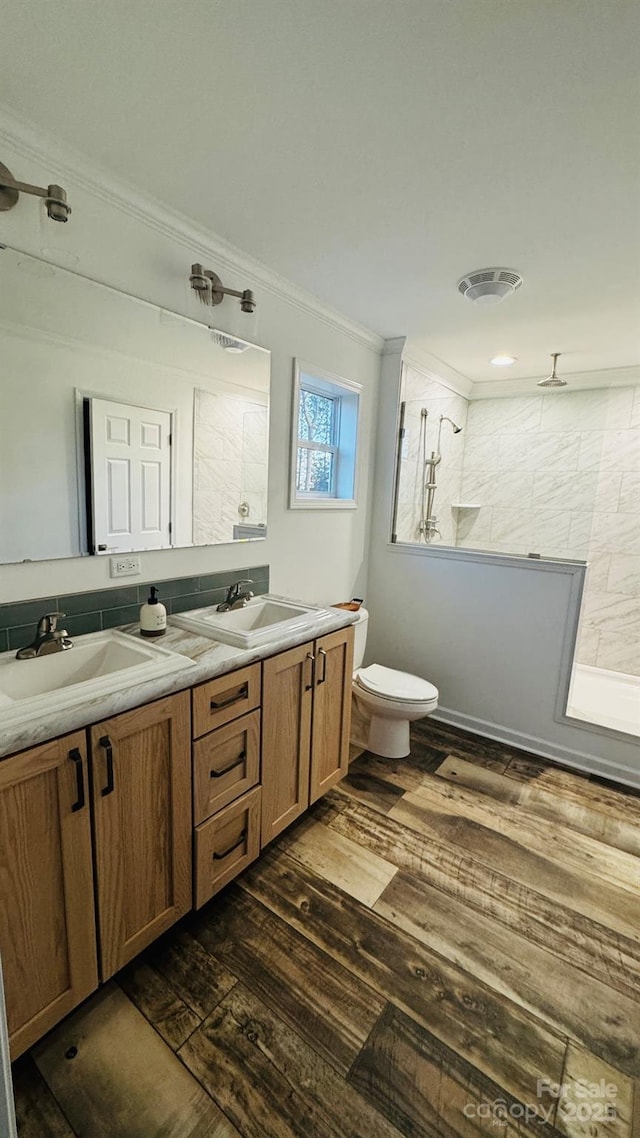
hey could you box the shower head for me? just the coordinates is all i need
[439,415,463,434]
[537,352,567,388]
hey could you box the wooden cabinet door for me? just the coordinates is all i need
[0,731,97,1059]
[90,692,192,980]
[261,642,314,845]
[309,625,354,805]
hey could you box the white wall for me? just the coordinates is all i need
[366,344,640,786]
[0,119,381,608]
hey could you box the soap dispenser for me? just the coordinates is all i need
[139,586,167,638]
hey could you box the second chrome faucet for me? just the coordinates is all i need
[216,579,254,612]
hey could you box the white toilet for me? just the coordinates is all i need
[352,607,438,758]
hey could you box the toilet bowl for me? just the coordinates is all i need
[351,609,438,758]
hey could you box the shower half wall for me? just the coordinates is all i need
[394,364,640,735]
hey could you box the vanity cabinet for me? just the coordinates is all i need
[261,626,353,844]
[0,621,354,1056]
[0,731,98,1058]
[90,692,192,979]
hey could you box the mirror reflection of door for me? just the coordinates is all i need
[87,398,173,554]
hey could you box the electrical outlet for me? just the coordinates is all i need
[109,556,141,578]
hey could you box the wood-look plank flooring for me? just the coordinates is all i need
[12,719,640,1137]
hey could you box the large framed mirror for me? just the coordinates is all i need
[0,246,270,564]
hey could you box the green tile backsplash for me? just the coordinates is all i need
[0,565,269,650]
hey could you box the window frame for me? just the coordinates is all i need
[295,382,340,497]
[290,361,362,510]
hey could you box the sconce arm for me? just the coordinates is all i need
[0,174,48,199]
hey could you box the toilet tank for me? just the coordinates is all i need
[352,607,369,670]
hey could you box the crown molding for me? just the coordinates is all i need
[0,106,384,355]
[469,364,640,399]
[381,336,406,357]
[401,343,473,398]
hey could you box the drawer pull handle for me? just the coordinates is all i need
[317,647,327,685]
[210,750,246,778]
[213,829,247,860]
[305,652,316,691]
[210,683,248,711]
[69,748,85,812]
[99,735,115,797]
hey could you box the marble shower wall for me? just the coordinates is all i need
[396,366,468,545]
[193,389,268,545]
[458,386,640,676]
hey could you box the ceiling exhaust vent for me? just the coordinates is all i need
[457,268,523,306]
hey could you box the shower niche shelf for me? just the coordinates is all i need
[451,503,481,510]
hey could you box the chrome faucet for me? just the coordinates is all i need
[15,612,73,659]
[217,579,254,612]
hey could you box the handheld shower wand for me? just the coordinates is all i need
[420,414,464,543]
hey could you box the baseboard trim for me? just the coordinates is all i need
[432,707,640,790]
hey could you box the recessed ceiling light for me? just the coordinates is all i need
[490,355,517,366]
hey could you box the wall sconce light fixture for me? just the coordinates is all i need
[189,263,255,313]
[0,160,71,222]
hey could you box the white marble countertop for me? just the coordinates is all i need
[0,605,358,760]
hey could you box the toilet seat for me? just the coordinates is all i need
[355,663,438,705]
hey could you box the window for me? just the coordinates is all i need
[290,362,361,509]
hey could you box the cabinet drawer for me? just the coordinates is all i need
[193,710,260,825]
[192,663,261,738]
[194,786,261,908]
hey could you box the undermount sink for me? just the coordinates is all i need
[0,629,195,724]
[170,594,334,648]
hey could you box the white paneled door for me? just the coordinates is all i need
[89,398,172,553]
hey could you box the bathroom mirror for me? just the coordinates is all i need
[0,246,270,564]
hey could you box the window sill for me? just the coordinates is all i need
[289,498,358,511]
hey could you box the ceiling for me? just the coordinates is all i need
[0,0,638,384]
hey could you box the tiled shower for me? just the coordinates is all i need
[396,366,640,687]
